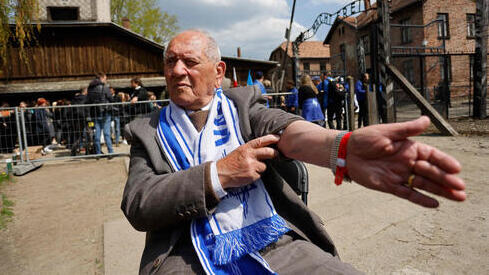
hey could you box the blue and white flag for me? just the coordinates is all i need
[157,89,290,274]
[247,70,254,86]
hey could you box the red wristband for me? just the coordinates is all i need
[334,132,352,185]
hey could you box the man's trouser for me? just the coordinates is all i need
[94,113,114,154]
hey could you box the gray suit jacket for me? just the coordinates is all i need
[122,86,338,274]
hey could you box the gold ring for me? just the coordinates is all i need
[407,174,415,188]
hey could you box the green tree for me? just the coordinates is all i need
[0,0,40,71]
[111,0,178,44]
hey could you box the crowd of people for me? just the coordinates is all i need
[282,72,388,130]
[0,75,162,156]
[2,70,391,157]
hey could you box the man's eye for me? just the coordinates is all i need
[185,60,198,67]
[165,58,176,65]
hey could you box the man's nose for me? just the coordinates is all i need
[171,60,188,76]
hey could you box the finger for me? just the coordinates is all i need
[413,160,465,191]
[417,143,462,174]
[255,161,267,173]
[410,174,466,201]
[391,184,439,208]
[379,116,431,141]
[254,147,279,160]
[247,134,280,149]
[251,171,262,182]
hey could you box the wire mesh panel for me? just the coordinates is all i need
[19,100,169,161]
[0,107,19,156]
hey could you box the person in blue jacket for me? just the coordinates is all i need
[355,73,370,128]
[317,72,333,114]
[298,75,324,126]
[285,80,299,114]
[253,71,269,108]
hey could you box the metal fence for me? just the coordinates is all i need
[10,88,481,175]
[1,94,298,175]
[0,100,170,175]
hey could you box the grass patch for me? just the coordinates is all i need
[0,172,15,230]
[0,193,14,230]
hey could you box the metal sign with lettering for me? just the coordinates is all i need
[294,0,372,45]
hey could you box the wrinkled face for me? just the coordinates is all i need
[164,31,226,110]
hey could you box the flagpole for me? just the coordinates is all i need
[233,67,238,87]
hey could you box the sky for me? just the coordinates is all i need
[158,0,365,60]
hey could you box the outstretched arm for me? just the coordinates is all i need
[278,117,466,208]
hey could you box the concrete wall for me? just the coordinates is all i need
[38,0,110,22]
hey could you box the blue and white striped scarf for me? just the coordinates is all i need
[157,89,290,274]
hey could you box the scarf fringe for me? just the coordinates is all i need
[212,214,290,266]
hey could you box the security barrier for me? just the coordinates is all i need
[0,94,298,175]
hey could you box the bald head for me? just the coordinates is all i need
[166,30,221,63]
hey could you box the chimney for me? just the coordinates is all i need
[237,47,242,58]
[122,17,131,30]
[364,0,371,11]
[95,0,111,22]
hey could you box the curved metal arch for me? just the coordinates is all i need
[293,0,375,47]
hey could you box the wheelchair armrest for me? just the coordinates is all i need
[270,159,309,205]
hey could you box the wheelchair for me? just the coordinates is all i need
[273,160,309,205]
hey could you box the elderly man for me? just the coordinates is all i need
[122,30,466,274]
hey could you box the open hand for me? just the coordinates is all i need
[216,135,280,189]
[346,116,466,208]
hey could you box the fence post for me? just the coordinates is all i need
[14,108,25,163]
[368,84,379,125]
[348,77,356,131]
[19,109,30,163]
[473,0,488,119]
[12,108,43,176]
[377,0,396,123]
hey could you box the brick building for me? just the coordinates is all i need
[324,0,489,100]
[269,41,331,83]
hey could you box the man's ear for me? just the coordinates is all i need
[215,61,227,88]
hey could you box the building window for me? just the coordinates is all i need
[303,62,310,72]
[48,7,79,21]
[320,62,326,72]
[339,44,346,64]
[400,18,412,44]
[437,13,450,39]
[361,35,370,54]
[467,13,476,39]
[402,59,415,84]
[440,56,452,82]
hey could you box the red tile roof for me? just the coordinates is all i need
[277,41,330,58]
